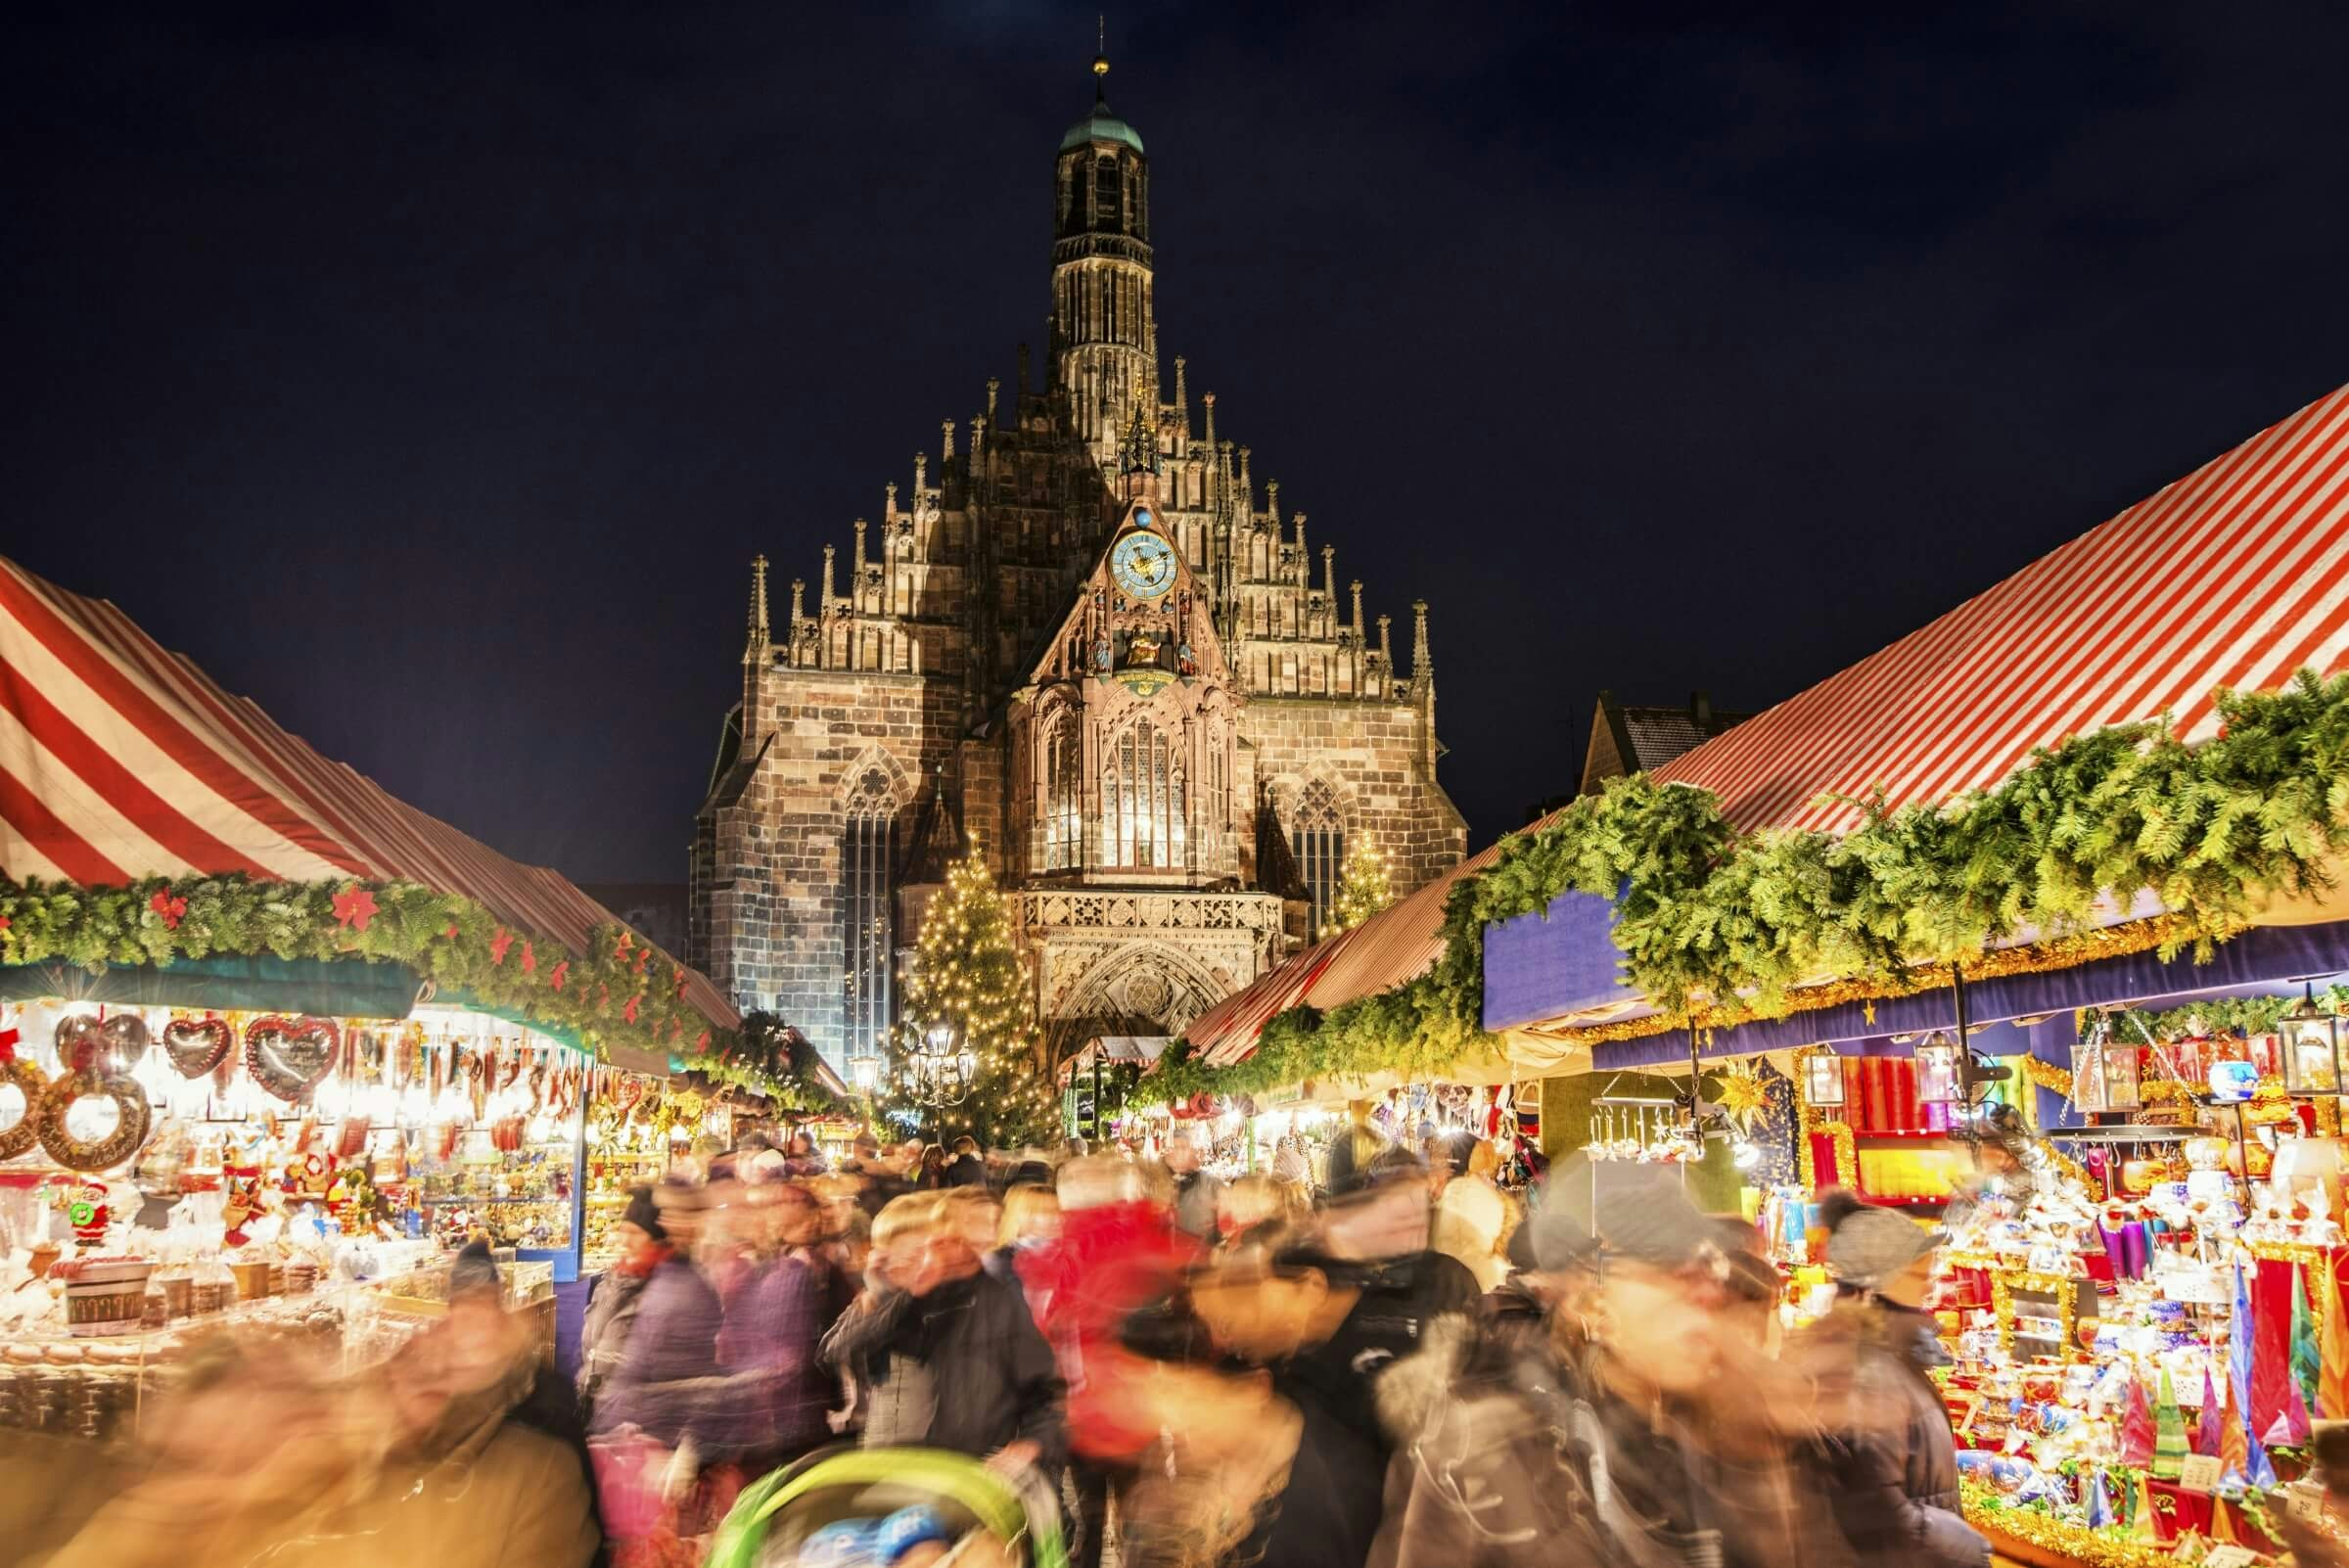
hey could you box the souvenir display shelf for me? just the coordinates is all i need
[0,1247,548,1446]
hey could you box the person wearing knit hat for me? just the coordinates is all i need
[1792,1195,1985,1568]
[1826,1205,1949,1296]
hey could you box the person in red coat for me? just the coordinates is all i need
[1015,1156,1201,1568]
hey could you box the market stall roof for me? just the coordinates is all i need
[1485,382,2349,1040]
[1187,829,1533,1067]
[0,554,741,1038]
[1651,383,2349,835]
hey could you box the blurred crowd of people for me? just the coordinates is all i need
[8,1112,2176,1568]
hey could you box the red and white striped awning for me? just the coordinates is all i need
[1187,829,1530,1065]
[0,555,739,1035]
[1656,384,2349,832]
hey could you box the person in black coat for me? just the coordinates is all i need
[818,1191,1066,1474]
[1277,1141,1480,1457]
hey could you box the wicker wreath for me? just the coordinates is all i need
[35,1072,154,1173]
[0,1059,48,1162]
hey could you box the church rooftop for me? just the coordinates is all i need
[1061,106,1143,154]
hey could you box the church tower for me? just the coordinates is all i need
[1051,47,1155,463]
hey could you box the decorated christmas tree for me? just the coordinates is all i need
[1325,842,1394,937]
[884,849,1059,1148]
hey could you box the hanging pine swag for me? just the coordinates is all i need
[0,874,819,1100]
[1157,671,2349,1102]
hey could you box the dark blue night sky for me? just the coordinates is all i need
[7,2,2346,881]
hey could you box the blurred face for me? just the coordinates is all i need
[954,1195,1001,1253]
[1323,1181,1431,1261]
[616,1219,663,1269]
[1165,1135,1200,1175]
[891,1229,979,1297]
[1191,1268,1344,1360]
[1879,1249,1937,1310]
[390,1294,528,1441]
[1592,1262,1730,1399]
[772,1185,823,1248]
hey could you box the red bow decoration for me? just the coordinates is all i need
[520,942,536,976]
[0,1028,17,1064]
[489,929,514,965]
[622,995,640,1025]
[673,967,687,998]
[150,889,187,930]
[332,886,378,932]
[694,1031,710,1053]
[549,959,569,992]
[633,945,650,975]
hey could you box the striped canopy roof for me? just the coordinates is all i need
[1188,382,2349,1067]
[1654,384,2349,832]
[1188,832,1519,1066]
[0,555,739,1036]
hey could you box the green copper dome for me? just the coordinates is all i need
[1061,106,1144,155]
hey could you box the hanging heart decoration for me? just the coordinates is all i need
[53,1014,104,1074]
[244,1015,341,1104]
[99,1013,152,1073]
[161,1016,234,1079]
[0,1059,47,1162]
[35,1071,153,1172]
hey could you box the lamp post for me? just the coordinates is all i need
[909,1021,977,1142]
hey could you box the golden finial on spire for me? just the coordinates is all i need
[1093,15,1110,99]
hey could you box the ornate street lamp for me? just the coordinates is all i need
[2281,983,2343,1096]
[911,1023,977,1112]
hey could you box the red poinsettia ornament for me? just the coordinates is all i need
[149,889,187,930]
[520,942,536,975]
[549,959,569,992]
[622,995,640,1025]
[489,929,514,965]
[332,886,378,932]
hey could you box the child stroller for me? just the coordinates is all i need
[707,1446,1069,1568]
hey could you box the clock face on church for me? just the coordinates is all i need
[1110,530,1176,600]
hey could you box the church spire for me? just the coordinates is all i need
[743,554,770,666]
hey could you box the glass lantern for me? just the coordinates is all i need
[1913,1033,1960,1105]
[1804,1053,1847,1108]
[2280,986,2342,1096]
[2071,1013,2142,1113]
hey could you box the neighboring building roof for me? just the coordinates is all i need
[0,555,741,1038]
[1580,691,1755,795]
[1654,382,2349,834]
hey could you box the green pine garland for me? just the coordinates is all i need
[1153,670,2349,1104]
[0,873,820,1101]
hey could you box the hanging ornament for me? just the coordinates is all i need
[0,1027,44,1162]
[35,1071,152,1173]
[243,1015,340,1104]
[54,1013,104,1073]
[98,1012,152,1073]
[161,1015,233,1078]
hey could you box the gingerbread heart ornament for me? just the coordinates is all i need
[244,1015,341,1104]
[162,1016,233,1079]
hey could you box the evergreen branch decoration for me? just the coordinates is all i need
[1148,672,2349,1105]
[0,873,819,1099]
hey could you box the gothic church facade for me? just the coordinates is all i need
[689,62,1467,1085]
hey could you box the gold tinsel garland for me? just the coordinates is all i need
[1960,1480,2187,1568]
[2016,1052,2196,1107]
[1550,915,2191,1047]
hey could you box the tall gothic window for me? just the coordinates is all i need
[842,769,897,1071]
[1101,717,1186,870]
[1042,714,1082,871]
[1292,779,1346,938]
